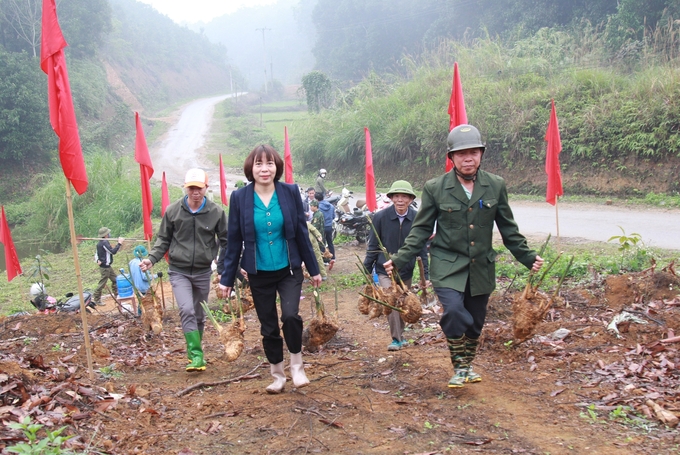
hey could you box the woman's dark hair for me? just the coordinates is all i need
[243,144,284,182]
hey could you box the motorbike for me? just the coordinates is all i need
[333,206,372,243]
[30,291,95,314]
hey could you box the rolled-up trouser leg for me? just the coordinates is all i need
[378,274,410,342]
[169,270,211,333]
[434,283,489,339]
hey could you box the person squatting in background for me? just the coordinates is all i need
[363,180,428,351]
[384,124,543,388]
[218,144,322,394]
[127,245,159,316]
[140,168,228,372]
[93,227,125,306]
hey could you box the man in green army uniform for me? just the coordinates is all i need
[385,124,544,388]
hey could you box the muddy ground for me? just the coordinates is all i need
[1,241,680,455]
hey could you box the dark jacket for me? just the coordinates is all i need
[364,205,428,282]
[318,200,334,229]
[96,239,121,268]
[148,196,228,275]
[392,170,536,296]
[220,181,320,287]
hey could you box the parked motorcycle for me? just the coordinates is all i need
[30,287,95,314]
[333,206,372,243]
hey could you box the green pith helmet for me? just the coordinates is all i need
[386,180,417,198]
[447,124,486,153]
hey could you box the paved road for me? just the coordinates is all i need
[510,200,680,251]
[149,93,247,190]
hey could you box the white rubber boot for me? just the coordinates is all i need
[265,361,286,394]
[290,352,310,388]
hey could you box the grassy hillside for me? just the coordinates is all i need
[292,25,680,196]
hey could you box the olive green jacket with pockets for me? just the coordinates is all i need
[391,170,536,296]
[148,197,228,275]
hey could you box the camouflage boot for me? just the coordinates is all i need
[447,337,468,388]
[464,336,482,383]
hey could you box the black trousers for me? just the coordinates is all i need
[248,267,304,364]
[435,280,490,339]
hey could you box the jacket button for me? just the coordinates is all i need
[269,241,273,245]
[469,224,474,229]
[468,207,472,212]
[470,241,475,246]
[471,258,475,263]
[448,208,452,212]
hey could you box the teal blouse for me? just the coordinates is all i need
[253,191,289,271]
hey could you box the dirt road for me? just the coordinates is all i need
[152,95,680,251]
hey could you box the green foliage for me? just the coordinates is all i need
[579,404,601,424]
[6,416,75,455]
[25,255,51,287]
[9,152,160,247]
[209,308,233,324]
[300,71,332,113]
[58,0,113,59]
[98,364,124,380]
[0,48,54,163]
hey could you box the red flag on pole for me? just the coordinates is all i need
[219,154,228,206]
[446,62,468,173]
[364,127,377,212]
[40,0,88,195]
[545,99,563,206]
[161,172,170,216]
[161,172,170,217]
[0,206,22,282]
[283,126,293,184]
[134,112,154,241]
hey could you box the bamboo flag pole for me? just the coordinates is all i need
[65,179,95,380]
[555,196,561,251]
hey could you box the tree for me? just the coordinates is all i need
[58,0,112,58]
[0,0,42,57]
[301,70,332,113]
[0,48,54,163]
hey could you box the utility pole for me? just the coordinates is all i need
[255,27,271,94]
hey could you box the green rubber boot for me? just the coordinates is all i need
[447,337,468,388]
[465,336,482,383]
[185,330,206,372]
[187,330,204,363]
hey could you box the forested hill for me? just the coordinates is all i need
[0,0,230,199]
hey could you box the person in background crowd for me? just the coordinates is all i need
[305,187,316,221]
[218,144,321,394]
[315,191,336,270]
[384,124,543,388]
[140,168,228,373]
[307,222,328,281]
[93,227,125,306]
[363,180,428,351]
[315,168,329,197]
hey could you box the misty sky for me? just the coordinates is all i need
[137,0,280,24]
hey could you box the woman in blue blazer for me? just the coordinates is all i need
[219,144,322,394]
